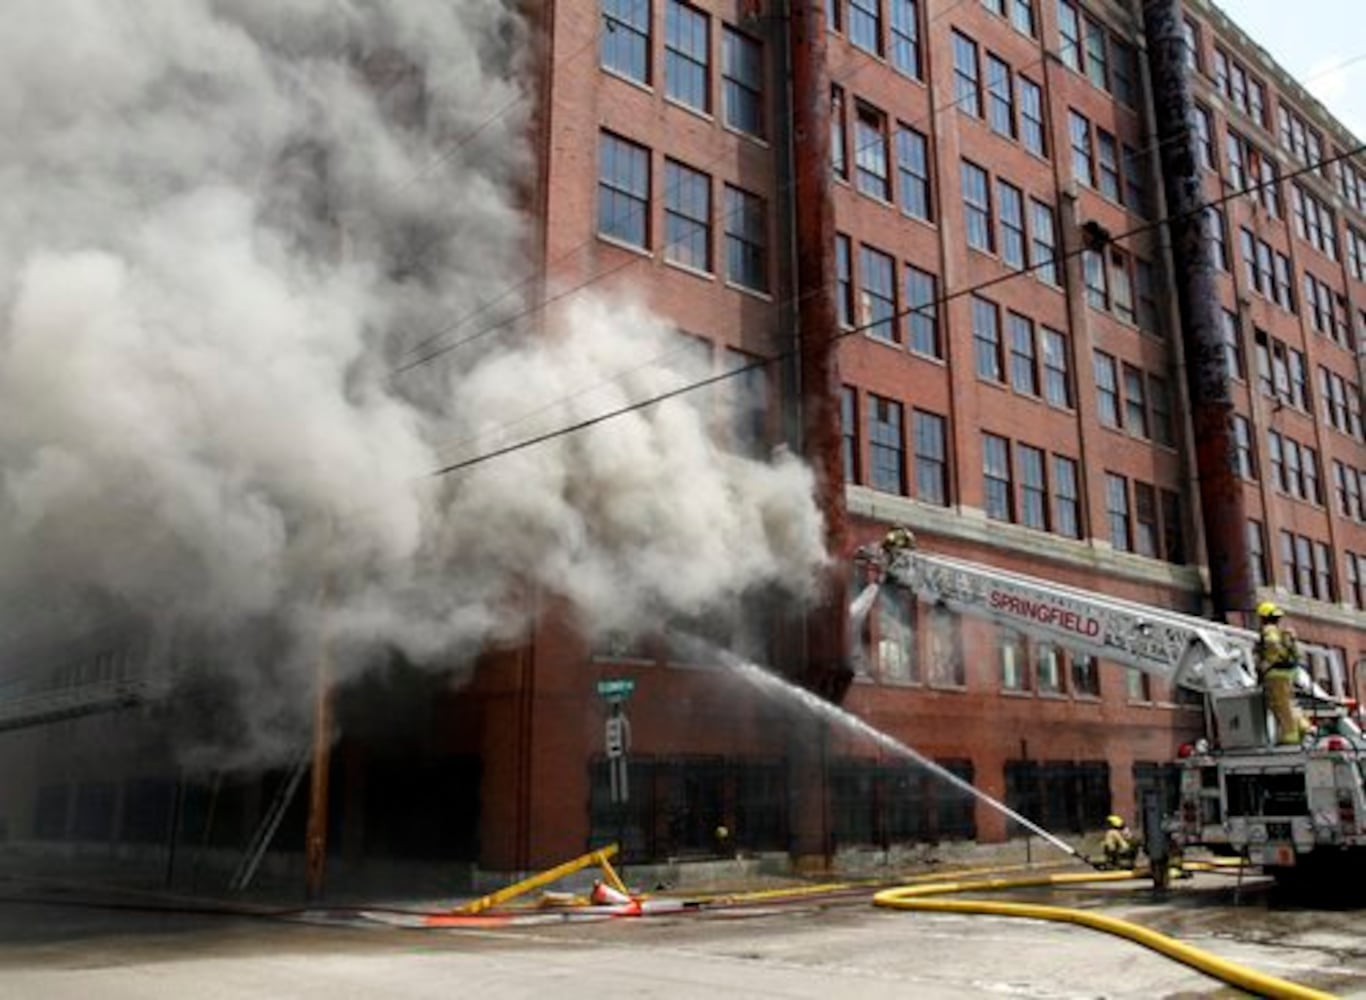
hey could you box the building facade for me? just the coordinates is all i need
[0,0,1361,881]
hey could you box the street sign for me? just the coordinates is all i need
[596,678,636,700]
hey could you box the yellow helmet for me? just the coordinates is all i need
[1106,814,1125,829]
[1256,601,1283,620]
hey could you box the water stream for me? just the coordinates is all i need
[706,640,1085,862]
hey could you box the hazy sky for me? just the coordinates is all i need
[1214,0,1366,138]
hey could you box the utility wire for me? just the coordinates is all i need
[429,140,1366,478]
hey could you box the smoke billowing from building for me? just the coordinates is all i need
[0,0,826,764]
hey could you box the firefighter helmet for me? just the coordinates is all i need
[1106,814,1125,829]
[1256,601,1283,620]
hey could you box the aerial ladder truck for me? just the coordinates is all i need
[859,529,1366,884]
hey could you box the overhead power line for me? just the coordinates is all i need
[429,140,1366,478]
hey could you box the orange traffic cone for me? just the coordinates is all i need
[590,880,631,906]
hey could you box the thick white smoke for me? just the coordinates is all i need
[0,0,827,756]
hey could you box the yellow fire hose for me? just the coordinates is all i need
[874,870,1336,1000]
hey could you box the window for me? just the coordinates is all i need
[598,131,650,248]
[1135,259,1158,331]
[983,433,1013,521]
[953,31,981,116]
[905,265,939,357]
[1058,0,1082,72]
[1133,481,1158,557]
[973,295,1002,381]
[841,386,859,484]
[962,161,993,252]
[1122,144,1147,215]
[1347,553,1364,610]
[1192,104,1214,170]
[836,234,853,328]
[1304,446,1321,505]
[1041,328,1071,407]
[1084,15,1108,90]
[896,125,932,221]
[849,0,882,55]
[1008,312,1037,394]
[1161,489,1185,564]
[998,180,1025,268]
[987,54,1014,137]
[1181,17,1201,72]
[1053,455,1080,538]
[602,0,651,84]
[1220,309,1243,378]
[831,86,847,179]
[890,0,922,79]
[877,589,916,682]
[1106,473,1131,551]
[928,605,965,687]
[1268,429,1285,492]
[868,394,905,494]
[1150,375,1174,446]
[859,245,896,342]
[664,1,709,112]
[1273,253,1294,312]
[725,348,767,456]
[664,160,711,271]
[1096,129,1120,200]
[1037,644,1064,694]
[1083,250,1107,309]
[1000,628,1029,691]
[826,0,842,32]
[1069,110,1093,186]
[725,185,768,291]
[1072,654,1100,697]
[721,27,764,137]
[1018,443,1047,529]
[1094,351,1119,427]
[1248,520,1269,587]
[854,104,890,200]
[1112,39,1137,107]
[914,409,948,505]
[1031,200,1058,285]
[1109,249,1134,323]
[1287,348,1308,411]
[1123,364,1148,438]
[1126,669,1151,702]
[1207,206,1228,270]
[1010,0,1035,35]
[1019,76,1046,157]
[1233,415,1256,479]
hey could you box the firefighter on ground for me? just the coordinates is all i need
[1102,814,1140,869]
[1254,601,1309,745]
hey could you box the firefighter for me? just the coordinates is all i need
[1102,814,1140,869]
[1254,601,1309,745]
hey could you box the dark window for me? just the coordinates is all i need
[1008,311,1037,394]
[850,0,883,55]
[598,131,650,248]
[905,265,939,357]
[664,1,709,112]
[1160,489,1185,564]
[998,180,1025,268]
[855,104,891,200]
[1019,76,1046,157]
[1248,520,1269,587]
[1041,327,1071,407]
[724,185,767,291]
[831,86,847,178]
[1150,375,1174,446]
[664,159,711,271]
[1112,39,1137,107]
[602,0,651,84]
[973,295,1002,381]
[841,385,859,484]
[1018,443,1047,530]
[987,54,1014,137]
[1084,16,1108,90]
[836,233,853,328]
[890,0,922,79]
[914,409,948,505]
[869,394,905,494]
[1053,456,1080,538]
[896,125,932,221]
[860,245,896,342]
[1123,363,1148,438]
[1094,350,1119,427]
[962,160,993,251]
[722,27,764,137]
[1133,481,1158,557]
[953,31,981,116]
[983,433,1013,521]
[1106,473,1131,551]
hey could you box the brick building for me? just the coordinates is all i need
[1,0,1361,882]
[476,0,1365,869]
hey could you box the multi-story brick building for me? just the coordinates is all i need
[1,0,1360,881]
[473,0,1365,869]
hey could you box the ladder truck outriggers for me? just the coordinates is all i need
[858,529,1366,884]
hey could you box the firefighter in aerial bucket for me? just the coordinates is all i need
[1254,601,1310,745]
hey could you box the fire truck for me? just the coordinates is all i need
[861,530,1366,883]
